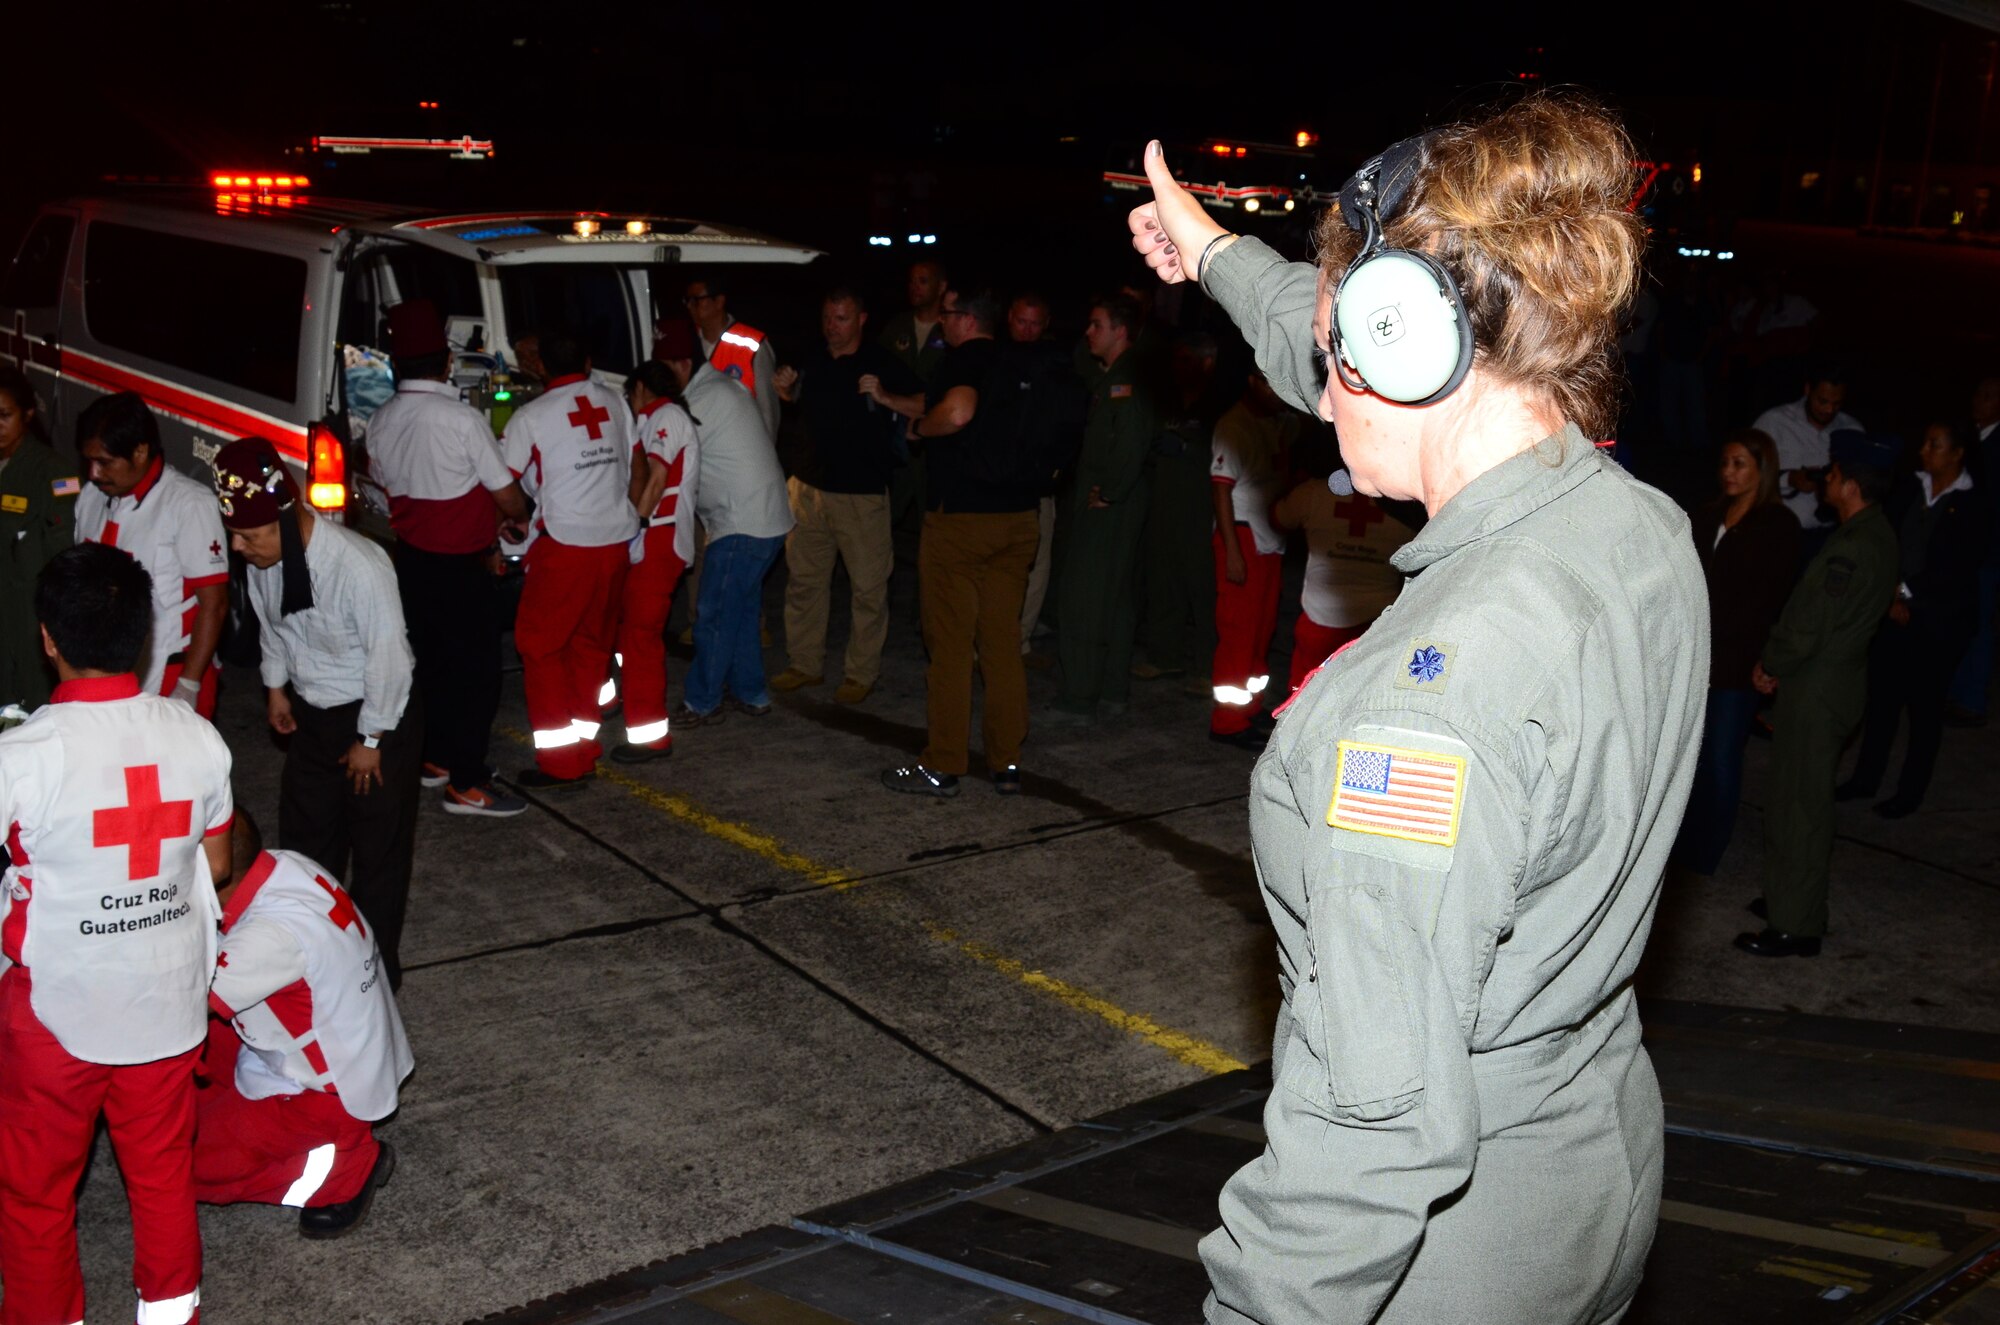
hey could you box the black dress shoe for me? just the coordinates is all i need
[299,1142,395,1240]
[1872,796,1919,820]
[1734,927,1822,958]
[1833,778,1875,803]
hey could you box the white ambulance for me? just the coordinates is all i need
[0,181,821,525]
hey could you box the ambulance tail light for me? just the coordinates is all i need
[307,424,347,512]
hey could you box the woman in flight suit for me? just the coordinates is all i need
[0,365,76,710]
[1130,94,1707,1324]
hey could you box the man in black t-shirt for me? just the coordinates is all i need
[770,290,919,704]
[873,286,1039,797]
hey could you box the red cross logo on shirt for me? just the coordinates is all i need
[92,766,193,881]
[313,873,365,937]
[1334,495,1387,538]
[567,395,611,440]
[209,540,222,558]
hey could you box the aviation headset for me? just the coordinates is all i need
[1329,136,1475,406]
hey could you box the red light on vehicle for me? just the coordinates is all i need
[1211,143,1231,156]
[1295,131,1318,149]
[307,424,346,512]
[1235,146,1247,158]
[212,173,232,188]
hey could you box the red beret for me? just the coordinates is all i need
[651,318,697,362]
[212,437,298,530]
[387,298,449,359]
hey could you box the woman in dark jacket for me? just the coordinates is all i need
[1839,421,1986,816]
[1677,428,1800,873]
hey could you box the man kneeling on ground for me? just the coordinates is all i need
[195,814,412,1238]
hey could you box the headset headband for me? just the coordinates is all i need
[1338,136,1431,248]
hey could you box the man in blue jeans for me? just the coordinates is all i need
[671,327,794,723]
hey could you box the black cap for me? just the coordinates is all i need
[1828,428,1900,475]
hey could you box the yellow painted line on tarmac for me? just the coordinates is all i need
[501,728,1242,1074]
[923,921,1247,1075]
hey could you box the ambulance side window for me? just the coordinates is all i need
[3,215,74,309]
[83,223,305,404]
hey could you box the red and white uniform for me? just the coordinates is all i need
[364,379,514,554]
[1208,407,1293,735]
[616,399,700,750]
[502,375,638,777]
[196,849,412,1212]
[74,458,229,714]
[0,674,232,1325]
[1273,482,1413,694]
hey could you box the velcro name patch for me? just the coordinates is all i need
[1327,739,1467,847]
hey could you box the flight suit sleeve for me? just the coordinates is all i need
[1759,543,1845,679]
[1202,710,1534,1325]
[1199,237,1325,418]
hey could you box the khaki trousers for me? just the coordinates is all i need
[783,478,892,685]
[919,510,1039,775]
[1019,495,1057,648]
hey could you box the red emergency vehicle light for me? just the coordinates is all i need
[211,173,309,190]
[307,423,346,512]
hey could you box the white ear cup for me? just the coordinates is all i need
[1334,251,1466,403]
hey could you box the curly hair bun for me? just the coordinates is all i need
[1317,92,1644,438]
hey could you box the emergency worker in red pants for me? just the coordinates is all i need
[501,330,641,786]
[611,352,701,762]
[1208,371,1298,751]
[195,819,411,1239]
[0,542,233,1325]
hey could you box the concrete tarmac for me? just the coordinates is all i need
[60,569,1998,1324]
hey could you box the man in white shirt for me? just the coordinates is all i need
[1208,372,1300,749]
[195,816,412,1240]
[500,330,639,785]
[73,393,229,717]
[213,438,420,992]
[678,333,793,723]
[1751,366,1861,533]
[365,299,528,818]
[0,541,233,1325]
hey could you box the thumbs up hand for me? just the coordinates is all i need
[1128,140,1234,285]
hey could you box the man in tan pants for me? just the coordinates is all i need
[770,289,918,704]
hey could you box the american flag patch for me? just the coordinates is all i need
[1327,740,1467,846]
[1109,383,1133,399]
[51,476,81,497]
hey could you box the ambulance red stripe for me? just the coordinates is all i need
[57,349,308,461]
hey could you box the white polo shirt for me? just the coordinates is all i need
[74,459,229,693]
[1211,403,1292,556]
[634,397,700,566]
[501,374,639,549]
[686,364,792,541]
[365,378,514,555]
[1751,398,1862,529]
[0,674,232,1063]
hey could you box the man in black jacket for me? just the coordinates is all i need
[1840,422,1986,816]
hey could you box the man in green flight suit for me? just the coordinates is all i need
[1053,294,1160,718]
[0,369,78,710]
[1135,332,1223,682]
[1740,429,1902,957]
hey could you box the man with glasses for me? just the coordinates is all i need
[682,277,779,441]
[878,287,1040,797]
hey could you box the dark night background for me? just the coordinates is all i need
[17,0,2000,470]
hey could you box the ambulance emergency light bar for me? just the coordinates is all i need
[1103,172,1297,214]
[867,235,938,246]
[211,172,310,190]
[312,135,496,160]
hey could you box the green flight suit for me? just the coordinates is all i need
[0,438,78,709]
[1055,353,1158,710]
[879,313,949,535]
[1140,402,1217,674]
[1198,237,1707,1324]
[1758,504,1899,937]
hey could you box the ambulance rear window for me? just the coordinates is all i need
[83,222,306,404]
